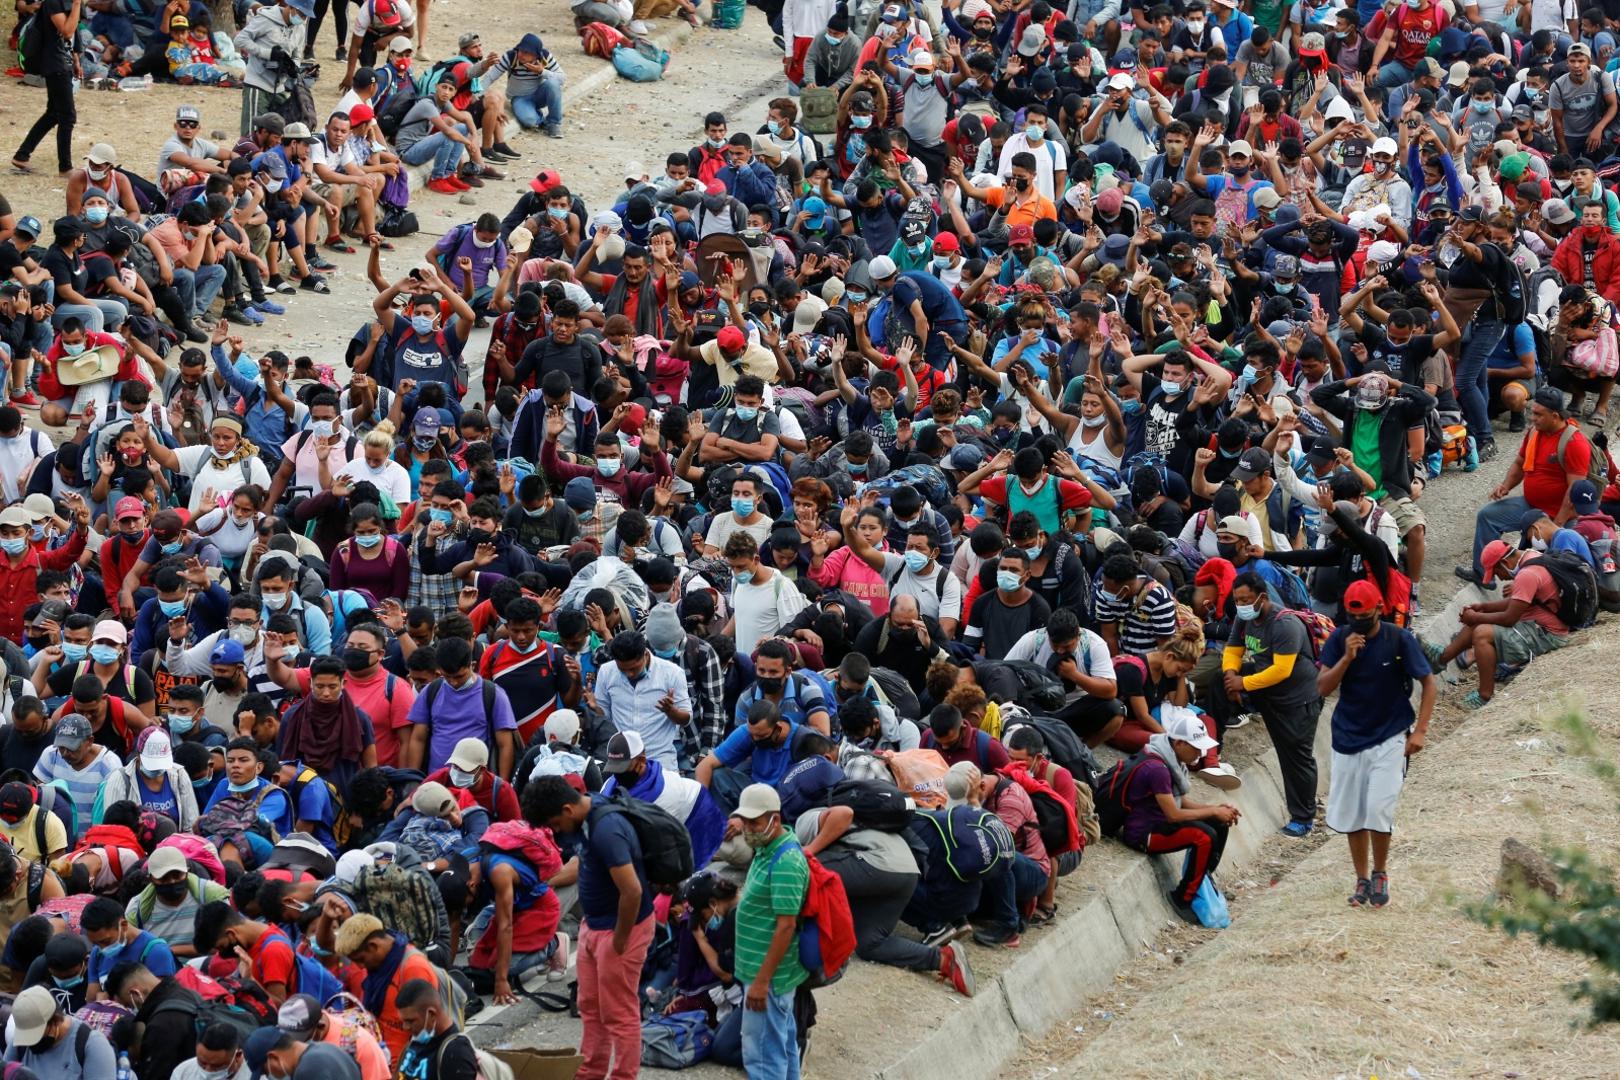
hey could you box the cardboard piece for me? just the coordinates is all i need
[490,1047,585,1080]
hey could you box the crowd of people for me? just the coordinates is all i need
[2,0,1620,1076]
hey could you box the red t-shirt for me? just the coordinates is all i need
[1377,1,1448,69]
[250,928,297,994]
[1518,422,1591,518]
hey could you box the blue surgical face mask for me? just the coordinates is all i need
[524,504,547,517]
[547,206,569,219]
[733,497,755,517]
[161,540,183,555]
[410,314,436,336]
[596,457,622,478]
[355,532,383,548]
[62,342,86,357]
[1472,99,1494,114]
[914,72,935,86]
[52,973,85,990]
[1275,282,1295,294]
[449,766,478,788]
[1241,364,1260,383]
[903,550,929,572]
[412,1028,435,1045]
[1160,380,1184,396]
[160,599,187,618]
[845,290,867,304]
[90,644,120,665]
[734,569,755,586]
[62,642,88,663]
[707,913,725,931]
[510,636,538,654]
[844,460,867,473]
[1024,545,1042,560]
[85,206,110,225]
[850,114,872,130]
[1235,602,1260,621]
[932,255,951,269]
[996,570,1022,593]
[1026,124,1044,141]
[1121,399,1142,414]
[429,508,453,525]
[227,778,259,793]
[0,537,27,558]
[654,646,678,660]
[167,712,196,734]
[734,405,759,422]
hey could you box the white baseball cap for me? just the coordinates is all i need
[1161,706,1218,751]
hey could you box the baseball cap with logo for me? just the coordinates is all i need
[1343,579,1383,614]
[114,496,146,522]
[0,782,35,824]
[1229,447,1273,482]
[277,994,326,1039]
[604,730,646,774]
[54,715,92,751]
[175,105,201,123]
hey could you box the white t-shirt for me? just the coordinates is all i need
[1005,626,1116,684]
[308,135,360,177]
[876,552,963,623]
[337,456,413,504]
[732,568,807,654]
[174,444,274,514]
[705,511,773,555]
[0,430,46,503]
[192,506,264,559]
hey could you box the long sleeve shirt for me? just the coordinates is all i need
[593,655,692,769]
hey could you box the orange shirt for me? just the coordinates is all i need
[375,949,443,1064]
[983,186,1057,229]
[319,1012,393,1080]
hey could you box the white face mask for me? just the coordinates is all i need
[471,235,496,249]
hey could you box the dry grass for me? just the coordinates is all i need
[1029,628,1620,1080]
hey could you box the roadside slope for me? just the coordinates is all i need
[1048,626,1620,1080]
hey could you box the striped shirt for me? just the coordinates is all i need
[33,746,122,827]
[734,831,810,994]
[1092,576,1180,658]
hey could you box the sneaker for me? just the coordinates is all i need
[1476,440,1499,463]
[1453,564,1482,585]
[545,124,563,139]
[447,174,473,191]
[546,931,571,982]
[1279,819,1314,838]
[252,299,286,315]
[222,304,263,326]
[1226,712,1255,731]
[970,925,1021,949]
[938,941,974,997]
[484,146,518,162]
[1368,871,1390,908]
[308,254,338,272]
[1509,411,1526,433]
[458,170,485,188]
[1196,762,1242,791]
[921,921,971,949]
[1461,690,1491,711]
[183,323,209,343]
[492,141,521,158]
[1167,890,1200,925]
[1348,878,1372,907]
[8,390,42,408]
[193,312,218,329]
[476,164,506,180]
[428,177,461,194]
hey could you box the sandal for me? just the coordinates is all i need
[1461,690,1491,711]
[300,274,331,294]
[1029,904,1057,926]
[368,233,393,251]
[324,238,356,254]
[9,159,33,173]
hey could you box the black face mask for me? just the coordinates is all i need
[156,880,190,902]
[752,730,783,750]
[756,675,785,695]
[748,301,773,318]
[972,24,994,38]
[1348,615,1377,634]
[32,1032,58,1054]
[26,634,48,650]
[1216,541,1240,560]
[342,648,372,673]
[466,528,494,547]
[1012,176,1031,192]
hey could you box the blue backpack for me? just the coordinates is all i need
[865,463,952,509]
[293,951,345,1005]
[640,1011,714,1068]
[612,42,670,83]
[914,805,1014,883]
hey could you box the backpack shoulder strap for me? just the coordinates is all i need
[74,1020,91,1066]
[480,678,499,742]
[1555,423,1576,469]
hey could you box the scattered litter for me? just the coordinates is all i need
[1514,738,1544,750]
[1072,1025,1084,1034]
[1407,1068,1425,1079]
[1172,1033,1183,1047]
[1501,794,1514,804]
[1093,1010,1114,1021]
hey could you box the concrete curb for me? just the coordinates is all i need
[872,724,1330,1080]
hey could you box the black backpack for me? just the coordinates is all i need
[1095,752,1156,839]
[1005,713,1098,791]
[825,778,914,832]
[867,666,921,720]
[596,791,693,890]
[1533,549,1600,630]
[152,993,265,1044]
[1002,660,1066,712]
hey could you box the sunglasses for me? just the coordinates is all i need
[177,120,200,129]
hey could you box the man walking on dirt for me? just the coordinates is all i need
[1316,581,1435,909]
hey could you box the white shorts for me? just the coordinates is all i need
[1326,731,1407,834]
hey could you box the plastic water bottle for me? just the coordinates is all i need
[118,74,153,91]
[116,1052,134,1080]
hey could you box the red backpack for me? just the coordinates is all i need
[998,760,1081,855]
[769,844,856,988]
[580,21,627,59]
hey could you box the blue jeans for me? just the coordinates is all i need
[1375,60,1413,89]
[740,987,800,1080]
[1472,494,1532,577]
[53,299,126,333]
[172,265,227,319]
[511,80,563,129]
[1457,319,1505,448]
[402,126,469,179]
[976,852,1050,931]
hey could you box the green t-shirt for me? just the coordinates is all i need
[1250,0,1284,33]
[734,831,810,994]
[1351,409,1387,500]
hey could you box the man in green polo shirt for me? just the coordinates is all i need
[733,783,811,1080]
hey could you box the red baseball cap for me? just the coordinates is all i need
[1008,222,1034,245]
[529,168,562,194]
[1480,539,1515,583]
[716,325,746,352]
[623,403,647,431]
[933,232,959,252]
[705,179,728,195]
[348,102,375,124]
[114,496,146,522]
[1343,580,1382,614]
